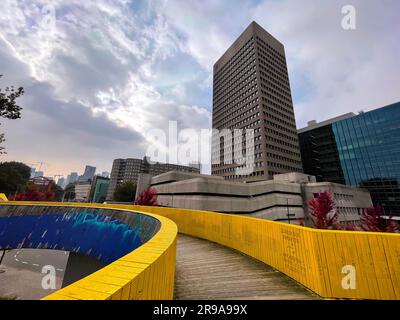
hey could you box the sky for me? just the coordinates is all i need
[0,0,399,177]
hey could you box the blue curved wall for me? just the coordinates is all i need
[0,205,160,264]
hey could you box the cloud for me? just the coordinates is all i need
[0,0,399,177]
[251,0,400,126]
[0,0,212,175]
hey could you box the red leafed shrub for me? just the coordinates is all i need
[9,190,54,202]
[133,188,158,206]
[360,205,399,233]
[308,192,340,229]
[339,221,359,231]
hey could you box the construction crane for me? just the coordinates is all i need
[27,161,46,175]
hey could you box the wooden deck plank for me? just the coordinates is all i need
[174,234,320,300]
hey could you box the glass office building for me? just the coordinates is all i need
[299,102,400,215]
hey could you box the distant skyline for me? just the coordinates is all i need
[31,164,96,180]
[0,0,399,176]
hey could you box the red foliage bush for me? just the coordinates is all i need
[338,221,359,231]
[360,205,399,233]
[308,192,340,229]
[9,190,54,202]
[133,188,158,206]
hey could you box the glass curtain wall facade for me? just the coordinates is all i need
[332,102,400,215]
[299,125,346,184]
[299,102,400,215]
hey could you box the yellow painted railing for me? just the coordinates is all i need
[130,206,400,300]
[0,202,178,300]
[1,202,399,300]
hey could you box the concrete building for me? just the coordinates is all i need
[57,177,66,189]
[28,176,54,193]
[141,171,372,224]
[106,157,200,200]
[75,181,92,202]
[299,102,400,215]
[212,21,303,182]
[33,171,44,178]
[79,165,96,182]
[66,172,78,186]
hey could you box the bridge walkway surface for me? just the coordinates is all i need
[174,235,320,300]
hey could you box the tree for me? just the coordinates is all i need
[113,181,137,202]
[0,161,31,196]
[360,205,399,233]
[52,184,64,202]
[0,75,24,154]
[63,183,76,202]
[308,192,340,229]
[134,188,158,206]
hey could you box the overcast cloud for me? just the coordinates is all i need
[0,0,399,176]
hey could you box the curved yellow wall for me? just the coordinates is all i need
[0,202,178,300]
[1,202,399,300]
[131,205,400,300]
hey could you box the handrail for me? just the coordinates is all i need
[1,202,399,300]
[130,205,400,300]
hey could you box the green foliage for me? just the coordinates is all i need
[0,75,24,119]
[0,161,31,196]
[113,181,137,202]
[52,184,64,202]
[0,74,24,154]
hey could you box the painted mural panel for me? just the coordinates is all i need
[0,206,160,264]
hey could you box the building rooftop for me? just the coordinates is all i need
[214,21,284,69]
[298,101,400,134]
[298,113,356,133]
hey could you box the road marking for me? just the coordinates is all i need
[14,251,22,263]
[33,264,40,267]
[21,261,28,264]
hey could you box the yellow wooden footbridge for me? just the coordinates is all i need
[0,198,398,300]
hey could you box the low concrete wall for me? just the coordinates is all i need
[149,171,372,223]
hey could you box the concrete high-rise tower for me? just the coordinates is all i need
[211,22,303,182]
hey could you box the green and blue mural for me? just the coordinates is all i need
[0,206,160,264]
